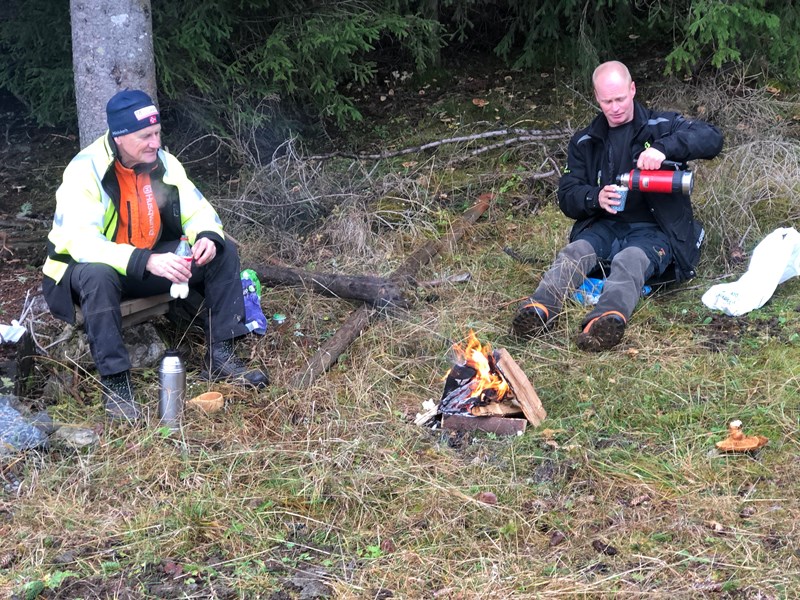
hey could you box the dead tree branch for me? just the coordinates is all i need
[301,128,569,161]
[247,264,408,308]
[292,193,493,388]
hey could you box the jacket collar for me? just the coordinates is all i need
[585,101,648,141]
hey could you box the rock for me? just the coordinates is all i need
[50,321,167,372]
[290,568,332,599]
[1,471,21,495]
[549,530,567,546]
[591,539,618,556]
[52,551,76,565]
[51,425,99,449]
[29,411,57,435]
[124,322,167,368]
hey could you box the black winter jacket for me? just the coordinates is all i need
[557,102,723,282]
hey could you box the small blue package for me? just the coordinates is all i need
[241,276,268,334]
[573,277,651,306]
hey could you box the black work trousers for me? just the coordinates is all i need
[71,238,249,376]
[531,220,672,326]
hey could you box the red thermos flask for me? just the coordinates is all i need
[616,169,694,195]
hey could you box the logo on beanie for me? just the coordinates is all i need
[134,105,158,121]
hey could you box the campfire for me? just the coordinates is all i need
[418,331,546,435]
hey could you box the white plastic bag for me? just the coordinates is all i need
[702,227,800,316]
[0,320,26,344]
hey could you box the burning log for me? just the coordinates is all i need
[433,331,546,435]
[442,414,527,436]
[470,403,523,417]
[494,348,546,426]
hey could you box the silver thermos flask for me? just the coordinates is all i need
[158,350,186,431]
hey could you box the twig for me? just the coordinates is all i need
[469,138,560,158]
[500,295,532,309]
[415,273,472,288]
[652,273,735,298]
[42,324,77,351]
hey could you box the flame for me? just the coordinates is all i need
[451,330,510,401]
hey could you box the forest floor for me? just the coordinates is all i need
[2,55,800,599]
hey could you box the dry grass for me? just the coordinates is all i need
[4,73,800,599]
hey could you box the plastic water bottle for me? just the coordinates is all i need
[158,350,186,431]
[169,236,192,299]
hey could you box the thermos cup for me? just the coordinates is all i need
[613,185,628,212]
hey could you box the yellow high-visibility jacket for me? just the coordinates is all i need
[42,132,226,323]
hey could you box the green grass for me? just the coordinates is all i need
[4,71,800,598]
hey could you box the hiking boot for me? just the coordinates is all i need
[511,301,555,339]
[101,371,142,422]
[575,311,627,352]
[206,339,269,388]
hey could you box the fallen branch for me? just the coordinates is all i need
[248,264,407,308]
[292,193,493,388]
[391,193,495,281]
[302,128,569,161]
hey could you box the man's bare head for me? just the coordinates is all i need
[592,61,632,88]
[592,61,636,127]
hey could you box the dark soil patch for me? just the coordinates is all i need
[692,314,789,352]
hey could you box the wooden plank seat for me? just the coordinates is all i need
[75,293,173,329]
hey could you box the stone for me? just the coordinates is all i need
[51,425,99,449]
[124,322,167,368]
[52,321,167,371]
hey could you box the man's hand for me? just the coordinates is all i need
[637,147,666,170]
[599,185,624,214]
[146,252,192,283]
[192,237,217,266]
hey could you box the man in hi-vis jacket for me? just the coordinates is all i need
[43,90,268,422]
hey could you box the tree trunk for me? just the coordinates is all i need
[70,0,158,148]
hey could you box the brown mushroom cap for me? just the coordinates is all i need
[716,420,768,452]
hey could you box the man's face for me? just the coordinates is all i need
[594,72,636,128]
[114,124,161,167]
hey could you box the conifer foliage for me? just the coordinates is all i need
[1,0,797,130]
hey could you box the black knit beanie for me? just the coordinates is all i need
[106,90,160,136]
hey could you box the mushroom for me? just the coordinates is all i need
[715,420,768,452]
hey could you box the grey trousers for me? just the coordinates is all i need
[531,239,651,324]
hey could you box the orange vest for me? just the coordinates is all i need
[114,161,161,248]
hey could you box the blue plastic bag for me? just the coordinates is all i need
[241,276,268,335]
[573,277,652,306]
